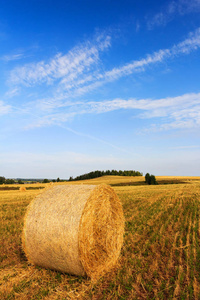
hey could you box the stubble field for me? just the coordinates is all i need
[1,176,200,299]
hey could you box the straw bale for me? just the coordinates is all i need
[22,184,124,279]
[20,186,26,192]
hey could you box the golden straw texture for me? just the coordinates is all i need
[22,184,124,279]
[20,186,26,192]
[79,184,124,279]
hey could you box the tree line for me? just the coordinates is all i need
[0,176,62,184]
[0,176,17,184]
[1,171,157,185]
[69,170,143,181]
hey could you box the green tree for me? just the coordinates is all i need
[42,179,49,183]
[18,179,24,184]
[145,173,150,184]
[150,175,157,185]
[145,173,157,185]
[0,176,6,184]
[57,177,60,182]
[5,179,15,184]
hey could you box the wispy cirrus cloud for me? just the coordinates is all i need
[9,34,111,87]
[1,53,24,62]
[147,0,200,29]
[24,92,200,132]
[177,0,200,14]
[98,27,200,80]
[6,28,200,133]
[5,87,20,98]
[0,100,11,115]
[7,28,200,101]
[32,27,200,111]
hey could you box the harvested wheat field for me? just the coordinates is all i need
[1,176,200,299]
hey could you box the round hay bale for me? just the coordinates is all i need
[20,186,26,192]
[22,184,124,279]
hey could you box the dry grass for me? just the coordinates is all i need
[1,177,200,299]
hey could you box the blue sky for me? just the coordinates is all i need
[1,0,200,178]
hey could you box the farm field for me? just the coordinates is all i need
[1,176,200,299]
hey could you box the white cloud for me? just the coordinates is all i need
[178,0,200,14]
[173,28,200,54]
[147,0,200,29]
[7,27,200,107]
[5,88,20,98]
[102,27,200,82]
[24,92,200,132]
[9,35,111,87]
[5,29,200,134]
[2,53,24,62]
[65,28,200,93]
[26,27,200,110]
[0,100,11,115]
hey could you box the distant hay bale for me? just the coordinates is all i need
[20,186,26,192]
[22,184,124,279]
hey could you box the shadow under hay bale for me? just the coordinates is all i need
[19,246,28,262]
[22,184,124,280]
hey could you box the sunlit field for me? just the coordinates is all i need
[1,176,200,299]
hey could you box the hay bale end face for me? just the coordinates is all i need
[22,184,124,279]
